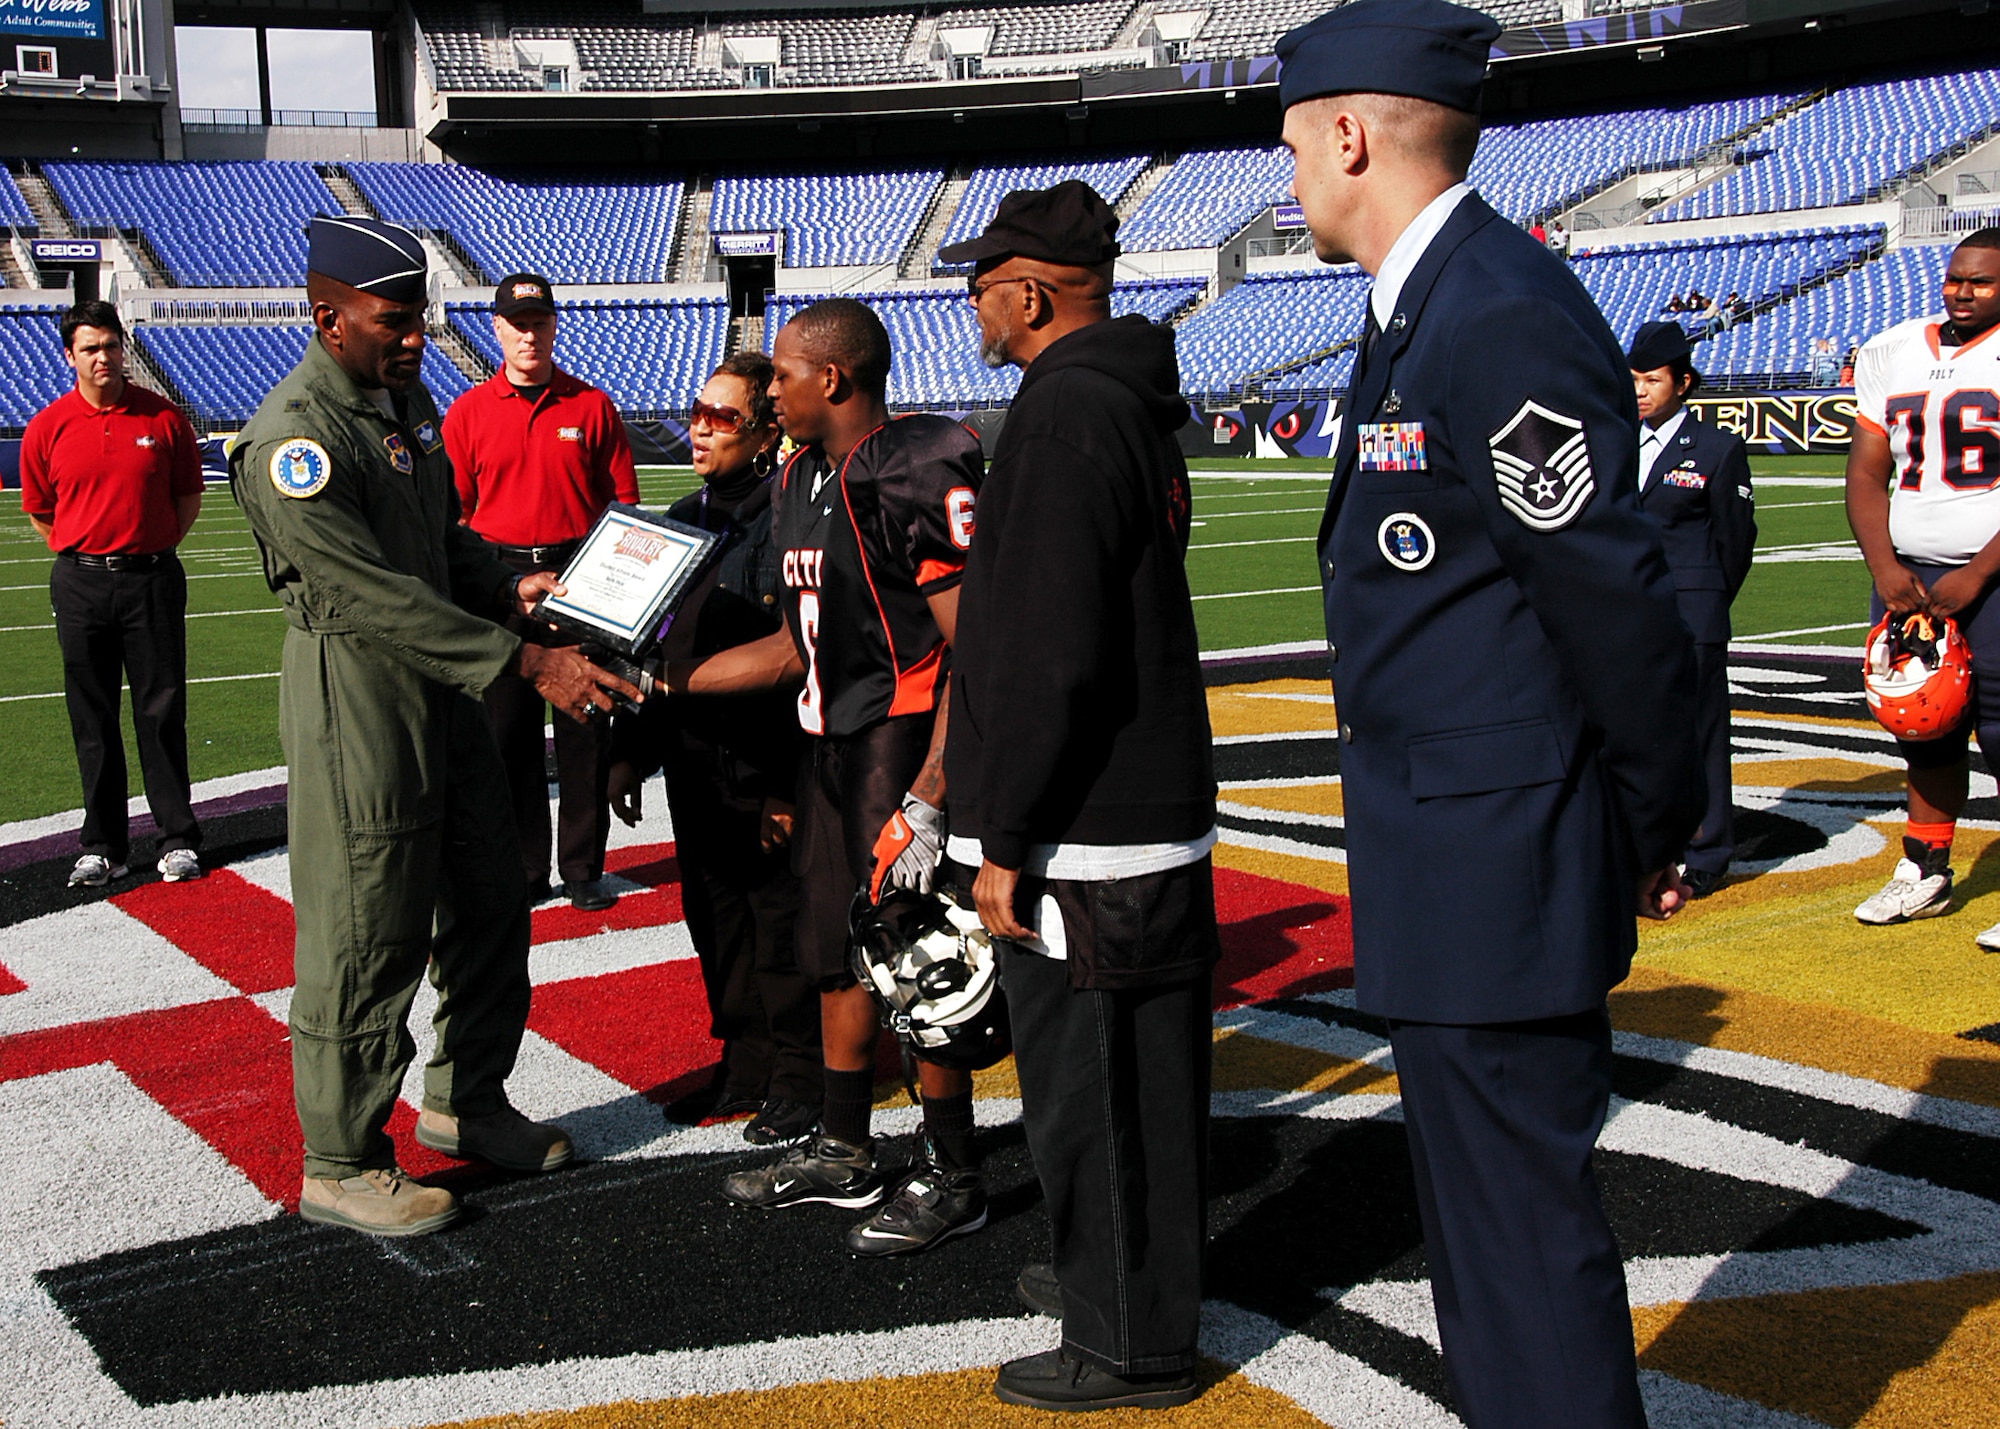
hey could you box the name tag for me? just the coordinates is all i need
[1357,421,1427,472]
[557,426,584,443]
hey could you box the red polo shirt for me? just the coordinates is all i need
[19,383,202,555]
[444,367,640,547]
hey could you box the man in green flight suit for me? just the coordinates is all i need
[232,216,639,1237]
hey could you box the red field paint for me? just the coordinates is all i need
[113,870,296,994]
[1212,865,1353,1009]
[527,958,720,1100]
[0,961,24,995]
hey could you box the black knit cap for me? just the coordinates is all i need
[937,179,1120,267]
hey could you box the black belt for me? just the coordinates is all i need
[61,551,168,571]
[494,540,580,566]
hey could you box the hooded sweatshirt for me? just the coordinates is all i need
[945,313,1217,870]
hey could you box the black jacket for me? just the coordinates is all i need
[1637,411,1757,646]
[612,475,802,806]
[946,314,1216,869]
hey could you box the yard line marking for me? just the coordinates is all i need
[1188,537,1306,551]
[1192,585,1322,601]
[1734,621,1871,641]
[0,671,278,705]
[0,607,280,635]
[1189,505,1325,520]
[0,572,269,593]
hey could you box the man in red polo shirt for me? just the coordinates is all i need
[21,299,206,889]
[444,274,640,911]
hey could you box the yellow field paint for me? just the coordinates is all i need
[1632,1273,2000,1429]
[1632,827,2000,1041]
[1211,1029,1399,1099]
[440,1362,1324,1429]
[1734,757,1905,791]
[1612,964,2000,1106]
[1220,783,1344,818]
[1206,679,1339,739]
[1214,843,1349,898]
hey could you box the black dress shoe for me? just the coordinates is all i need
[1684,868,1726,900]
[744,1097,820,1145]
[994,1349,1197,1411]
[1016,1262,1063,1317]
[564,879,616,911]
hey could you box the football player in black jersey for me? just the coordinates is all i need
[664,299,988,1255]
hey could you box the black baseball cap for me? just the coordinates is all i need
[937,179,1120,268]
[494,272,557,319]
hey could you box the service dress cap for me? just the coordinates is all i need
[1276,0,1500,113]
[1627,321,1694,371]
[306,215,427,304]
[495,272,557,319]
[936,179,1120,268]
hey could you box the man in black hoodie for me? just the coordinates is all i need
[938,182,1220,1413]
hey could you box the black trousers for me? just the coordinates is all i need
[1683,641,1734,875]
[665,759,822,1105]
[1000,944,1211,1376]
[50,554,200,863]
[1389,1009,1647,1429]
[484,553,611,889]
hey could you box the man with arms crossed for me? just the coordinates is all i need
[1846,230,2000,946]
[1279,3,1703,1424]
[672,299,990,1256]
[233,217,636,1236]
[21,299,206,888]
[939,182,1220,1413]
[445,273,640,912]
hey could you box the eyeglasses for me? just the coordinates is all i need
[967,274,1048,304]
[1944,275,1999,294]
[689,399,750,433]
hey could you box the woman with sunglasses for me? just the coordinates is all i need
[610,352,821,1145]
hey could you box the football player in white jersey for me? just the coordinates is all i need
[1846,230,2000,941]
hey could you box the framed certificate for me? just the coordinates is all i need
[532,504,721,656]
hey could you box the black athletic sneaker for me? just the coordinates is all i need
[744,1097,820,1146]
[844,1152,986,1256]
[721,1134,886,1210]
[994,1349,1198,1411]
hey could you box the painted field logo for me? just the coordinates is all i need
[615,527,670,564]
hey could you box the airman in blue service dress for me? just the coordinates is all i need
[1278,4,1704,1425]
[1629,321,1757,892]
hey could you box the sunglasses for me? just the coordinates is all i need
[689,399,751,433]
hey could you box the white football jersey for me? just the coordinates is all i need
[1856,313,2000,564]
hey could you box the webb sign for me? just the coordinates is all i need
[0,0,103,40]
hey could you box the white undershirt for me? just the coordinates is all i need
[1370,182,1473,329]
[944,829,1220,961]
[1638,407,1689,492]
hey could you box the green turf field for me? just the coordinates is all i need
[0,452,1865,826]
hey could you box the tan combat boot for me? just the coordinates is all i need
[416,1105,574,1173]
[299,1167,460,1237]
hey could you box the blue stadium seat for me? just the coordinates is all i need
[449,299,730,411]
[0,308,72,428]
[711,167,944,268]
[933,155,1150,272]
[136,325,471,426]
[347,165,683,284]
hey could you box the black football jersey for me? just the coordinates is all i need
[773,414,982,738]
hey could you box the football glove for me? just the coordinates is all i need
[869,793,946,902]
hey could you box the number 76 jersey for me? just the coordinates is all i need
[1858,314,2000,564]
[773,414,983,739]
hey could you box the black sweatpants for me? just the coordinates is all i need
[999,943,1212,1376]
[666,760,822,1106]
[484,551,612,890]
[50,554,200,863]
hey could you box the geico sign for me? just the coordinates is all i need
[30,240,102,262]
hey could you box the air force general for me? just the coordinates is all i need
[1278,3,1705,1425]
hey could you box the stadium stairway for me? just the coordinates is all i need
[429,322,493,385]
[124,337,192,412]
[315,165,378,219]
[900,165,972,280]
[727,313,764,358]
[1114,151,1177,224]
[676,174,714,284]
[315,164,483,286]
[12,168,73,238]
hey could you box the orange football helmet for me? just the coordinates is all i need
[1863,612,1972,741]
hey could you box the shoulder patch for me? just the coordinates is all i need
[269,438,332,499]
[415,419,442,452]
[1489,399,1594,532]
[384,433,414,475]
[283,398,309,413]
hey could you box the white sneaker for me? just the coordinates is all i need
[67,854,128,888]
[157,848,203,882]
[1977,921,2000,953]
[1854,858,1953,925]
